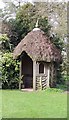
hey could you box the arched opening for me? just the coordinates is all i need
[22,52,33,88]
[39,63,44,74]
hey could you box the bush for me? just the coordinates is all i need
[0,53,20,89]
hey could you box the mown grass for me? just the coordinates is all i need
[1,88,67,118]
[0,90,2,120]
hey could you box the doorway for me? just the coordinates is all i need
[22,52,33,88]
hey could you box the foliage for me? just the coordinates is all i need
[8,3,52,47]
[50,34,66,84]
[38,17,51,36]
[56,64,64,84]
[1,1,17,21]
[0,34,12,53]
[35,2,67,38]
[1,53,20,89]
[0,34,20,89]
[8,3,64,52]
[0,2,66,89]
[2,3,65,50]
[7,3,36,46]
[1,2,67,38]
[50,34,64,51]
[1,0,25,21]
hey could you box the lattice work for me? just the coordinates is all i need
[36,75,47,90]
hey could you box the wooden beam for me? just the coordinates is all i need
[33,61,36,91]
[40,76,42,90]
[47,66,50,87]
[19,60,22,90]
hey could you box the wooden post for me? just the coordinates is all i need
[40,76,42,90]
[47,66,50,87]
[51,63,54,87]
[19,60,22,90]
[33,61,36,91]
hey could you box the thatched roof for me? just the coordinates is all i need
[13,28,62,62]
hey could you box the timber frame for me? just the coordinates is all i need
[19,53,57,90]
[13,28,62,90]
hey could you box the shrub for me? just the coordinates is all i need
[0,53,20,89]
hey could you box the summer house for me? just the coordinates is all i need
[13,27,62,91]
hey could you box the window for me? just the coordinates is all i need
[39,63,44,74]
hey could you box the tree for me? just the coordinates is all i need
[0,34,20,89]
[1,52,20,89]
[7,3,51,47]
[1,1,67,38]
[10,3,64,84]
[0,34,11,53]
[0,2,65,88]
[1,1,17,21]
[34,2,67,38]
[1,2,66,47]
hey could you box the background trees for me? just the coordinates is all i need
[0,34,19,89]
[0,1,67,89]
[1,52,19,89]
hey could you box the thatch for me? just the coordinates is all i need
[13,28,62,62]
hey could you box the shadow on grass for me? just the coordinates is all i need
[2,118,67,120]
[45,84,68,93]
[56,84,67,92]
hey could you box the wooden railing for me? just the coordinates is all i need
[36,75,47,90]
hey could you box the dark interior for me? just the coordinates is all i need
[22,52,33,88]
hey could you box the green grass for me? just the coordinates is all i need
[0,90,2,119]
[2,88,67,118]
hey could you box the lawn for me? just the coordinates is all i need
[1,88,67,118]
[0,90,2,119]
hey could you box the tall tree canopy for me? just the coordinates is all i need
[2,3,51,48]
[0,1,67,89]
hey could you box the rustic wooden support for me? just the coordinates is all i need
[33,61,36,91]
[47,66,50,87]
[50,63,56,87]
[40,76,42,90]
[19,60,22,90]
[50,63,53,87]
[36,75,47,90]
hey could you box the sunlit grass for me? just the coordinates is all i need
[0,90,2,120]
[2,89,67,118]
